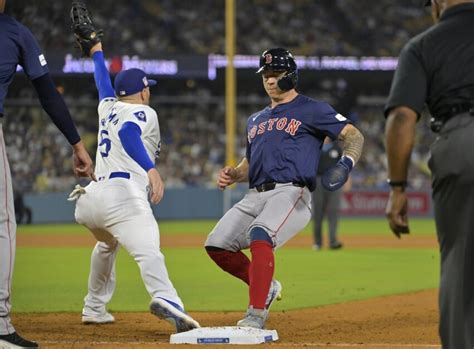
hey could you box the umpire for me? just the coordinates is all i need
[312,139,344,250]
[384,0,474,347]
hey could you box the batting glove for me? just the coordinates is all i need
[321,155,354,191]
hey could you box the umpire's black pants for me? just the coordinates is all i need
[312,176,342,247]
[428,113,474,349]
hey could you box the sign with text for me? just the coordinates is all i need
[341,191,431,216]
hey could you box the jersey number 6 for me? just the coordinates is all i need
[99,130,111,158]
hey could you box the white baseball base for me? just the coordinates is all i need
[169,326,279,345]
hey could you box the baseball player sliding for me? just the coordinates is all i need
[205,48,364,329]
[68,2,199,333]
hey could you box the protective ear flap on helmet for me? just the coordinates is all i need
[277,70,298,91]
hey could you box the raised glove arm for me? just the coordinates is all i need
[70,2,103,57]
[321,155,353,191]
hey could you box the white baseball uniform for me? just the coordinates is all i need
[74,97,184,317]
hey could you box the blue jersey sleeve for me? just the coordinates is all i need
[118,122,155,172]
[310,102,350,140]
[18,23,48,80]
[92,51,115,101]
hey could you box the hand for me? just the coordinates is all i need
[89,42,103,56]
[385,188,410,238]
[72,141,96,181]
[217,166,238,190]
[321,156,353,191]
[147,168,164,204]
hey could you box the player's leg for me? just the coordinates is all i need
[111,213,182,305]
[312,177,325,249]
[0,126,38,348]
[110,211,200,332]
[238,185,312,328]
[204,192,260,284]
[82,236,119,324]
[327,189,343,249]
[74,184,118,324]
[0,127,17,336]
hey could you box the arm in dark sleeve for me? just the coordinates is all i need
[118,122,155,172]
[92,51,115,101]
[384,42,428,118]
[31,73,80,145]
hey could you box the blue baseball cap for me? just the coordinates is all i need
[114,68,157,97]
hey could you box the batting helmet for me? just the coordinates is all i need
[256,48,298,91]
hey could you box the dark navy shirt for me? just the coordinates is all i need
[246,94,349,192]
[0,13,49,115]
[385,3,474,118]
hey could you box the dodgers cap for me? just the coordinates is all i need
[114,68,157,97]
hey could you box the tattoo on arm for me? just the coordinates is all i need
[235,158,249,182]
[339,126,364,164]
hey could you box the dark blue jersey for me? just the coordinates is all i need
[246,94,349,192]
[0,14,49,114]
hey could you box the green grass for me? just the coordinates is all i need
[12,246,439,313]
[16,218,436,236]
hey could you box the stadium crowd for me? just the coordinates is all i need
[4,88,433,194]
[4,0,434,194]
[8,0,431,57]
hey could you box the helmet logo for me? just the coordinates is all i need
[264,53,272,64]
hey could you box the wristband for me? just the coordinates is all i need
[387,179,408,188]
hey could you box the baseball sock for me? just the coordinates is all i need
[249,240,274,309]
[205,246,250,284]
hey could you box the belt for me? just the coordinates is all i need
[109,171,130,179]
[255,182,305,193]
[432,103,474,132]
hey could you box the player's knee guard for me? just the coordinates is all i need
[249,226,273,245]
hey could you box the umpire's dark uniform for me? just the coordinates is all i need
[385,3,474,348]
[312,141,343,249]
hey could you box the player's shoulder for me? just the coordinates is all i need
[126,103,156,115]
[121,103,158,122]
[297,94,334,112]
[247,106,268,123]
[98,97,118,114]
[0,14,22,36]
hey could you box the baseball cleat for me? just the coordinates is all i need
[265,279,282,310]
[150,298,200,333]
[0,332,38,348]
[236,307,267,329]
[81,311,115,324]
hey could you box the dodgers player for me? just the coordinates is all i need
[0,1,94,347]
[205,48,364,329]
[70,43,200,332]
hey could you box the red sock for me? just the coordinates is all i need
[249,240,274,309]
[206,249,250,285]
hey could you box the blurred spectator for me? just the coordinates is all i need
[14,190,32,224]
[3,83,434,193]
[8,0,431,57]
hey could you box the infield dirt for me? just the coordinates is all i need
[14,233,440,348]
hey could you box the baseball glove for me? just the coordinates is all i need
[70,1,103,57]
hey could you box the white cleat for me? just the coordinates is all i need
[150,298,200,333]
[236,307,267,329]
[82,312,115,324]
[265,279,282,311]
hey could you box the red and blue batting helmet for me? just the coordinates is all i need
[257,48,298,91]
